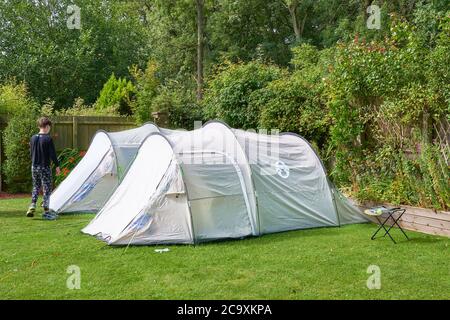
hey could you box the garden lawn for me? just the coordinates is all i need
[0,197,449,300]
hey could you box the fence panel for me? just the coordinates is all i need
[0,115,136,191]
[50,116,136,151]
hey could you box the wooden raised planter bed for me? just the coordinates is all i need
[356,202,450,238]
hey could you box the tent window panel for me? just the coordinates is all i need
[114,146,140,177]
[61,148,117,213]
[50,131,112,212]
[63,175,119,212]
[190,195,252,241]
[181,164,245,200]
[257,189,338,234]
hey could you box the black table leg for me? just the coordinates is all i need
[371,216,396,243]
[383,209,409,241]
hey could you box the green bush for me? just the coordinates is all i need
[151,85,202,130]
[130,61,201,129]
[0,81,34,114]
[353,145,449,210]
[42,97,120,117]
[254,77,330,146]
[1,82,40,192]
[59,98,120,116]
[203,61,284,129]
[255,44,331,148]
[130,61,160,124]
[95,73,135,115]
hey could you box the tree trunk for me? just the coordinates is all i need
[288,1,301,41]
[300,12,307,37]
[196,0,205,101]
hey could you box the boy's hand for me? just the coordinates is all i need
[56,167,61,176]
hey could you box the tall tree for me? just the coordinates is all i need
[0,0,150,107]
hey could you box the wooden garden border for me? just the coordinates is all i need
[357,201,450,238]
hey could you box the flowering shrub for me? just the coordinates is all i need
[54,148,86,186]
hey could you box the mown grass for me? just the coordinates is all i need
[0,197,448,300]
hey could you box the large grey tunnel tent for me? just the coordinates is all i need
[50,123,162,214]
[82,121,368,245]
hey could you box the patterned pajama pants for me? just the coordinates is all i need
[31,166,52,209]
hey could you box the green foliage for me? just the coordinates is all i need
[54,148,85,186]
[327,12,450,209]
[255,44,331,146]
[151,85,202,130]
[43,98,120,117]
[256,78,329,145]
[130,61,160,124]
[95,74,135,115]
[0,81,34,115]
[130,60,201,129]
[0,0,149,107]
[354,145,449,210]
[290,44,320,70]
[1,82,40,192]
[203,61,284,129]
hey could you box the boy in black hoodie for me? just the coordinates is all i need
[26,117,60,220]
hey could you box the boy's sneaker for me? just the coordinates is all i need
[42,211,58,221]
[26,206,36,217]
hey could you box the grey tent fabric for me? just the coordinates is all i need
[82,121,368,245]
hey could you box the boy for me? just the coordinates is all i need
[26,117,61,220]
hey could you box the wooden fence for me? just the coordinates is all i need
[49,116,136,150]
[0,115,136,191]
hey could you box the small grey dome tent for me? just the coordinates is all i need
[82,121,367,245]
[49,123,162,214]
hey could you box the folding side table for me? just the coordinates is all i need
[364,206,410,244]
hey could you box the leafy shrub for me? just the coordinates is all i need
[323,12,450,209]
[95,73,135,115]
[130,60,201,129]
[203,61,284,129]
[151,85,202,130]
[54,148,85,186]
[255,44,331,148]
[42,97,120,117]
[130,61,160,124]
[57,98,119,116]
[0,81,34,115]
[254,77,330,146]
[353,145,449,210]
[1,82,40,192]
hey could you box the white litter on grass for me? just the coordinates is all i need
[154,248,170,253]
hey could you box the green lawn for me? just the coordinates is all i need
[0,197,448,300]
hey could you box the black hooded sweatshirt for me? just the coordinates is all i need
[30,133,59,167]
